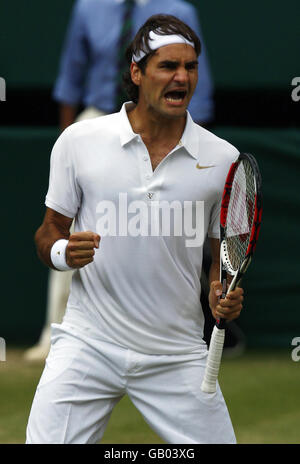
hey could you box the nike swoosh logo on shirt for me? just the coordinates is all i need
[196,163,216,169]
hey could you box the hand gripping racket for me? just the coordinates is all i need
[201,152,262,393]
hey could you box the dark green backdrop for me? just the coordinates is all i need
[0,0,299,348]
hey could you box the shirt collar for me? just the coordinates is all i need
[119,102,199,160]
[119,102,140,146]
[177,111,198,159]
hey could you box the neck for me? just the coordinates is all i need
[127,103,187,144]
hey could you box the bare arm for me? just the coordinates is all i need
[208,238,221,287]
[208,238,244,321]
[35,208,100,270]
[59,103,78,131]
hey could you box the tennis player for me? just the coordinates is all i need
[26,14,244,444]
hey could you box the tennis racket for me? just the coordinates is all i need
[201,152,262,393]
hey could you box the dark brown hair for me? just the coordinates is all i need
[122,14,201,103]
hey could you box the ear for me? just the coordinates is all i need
[130,62,142,86]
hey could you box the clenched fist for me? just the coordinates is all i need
[66,231,100,269]
[208,280,244,321]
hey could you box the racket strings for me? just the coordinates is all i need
[225,160,256,270]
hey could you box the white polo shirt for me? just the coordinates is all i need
[46,103,239,354]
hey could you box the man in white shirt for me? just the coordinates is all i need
[26,14,243,444]
[24,0,215,363]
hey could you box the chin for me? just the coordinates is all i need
[163,107,187,119]
[146,100,187,120]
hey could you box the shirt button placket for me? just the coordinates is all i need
[137,138,155,201]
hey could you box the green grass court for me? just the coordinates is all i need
[0,348,299,444]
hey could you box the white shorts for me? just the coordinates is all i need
[26,322,236,444]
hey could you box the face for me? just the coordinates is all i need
[131,43,198,119]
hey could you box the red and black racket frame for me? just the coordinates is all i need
[216,152,263,330]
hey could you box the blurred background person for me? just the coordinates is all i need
[54,0,214,131]
[24,0,214,361]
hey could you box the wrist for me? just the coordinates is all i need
[50,239,73,271]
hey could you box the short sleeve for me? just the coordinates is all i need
[207,150,239,239]
[207,198,221,239]
[45,128,82,218]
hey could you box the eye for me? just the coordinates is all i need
[159,62,177,70]
[185,62,198,71]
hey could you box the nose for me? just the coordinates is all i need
[173,66,189,84]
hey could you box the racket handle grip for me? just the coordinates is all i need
[201,325,225,393]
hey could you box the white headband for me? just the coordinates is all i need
[132,30,195,63]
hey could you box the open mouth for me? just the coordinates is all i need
[164,90,187,103]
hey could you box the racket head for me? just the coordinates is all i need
[220,152,262,278]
